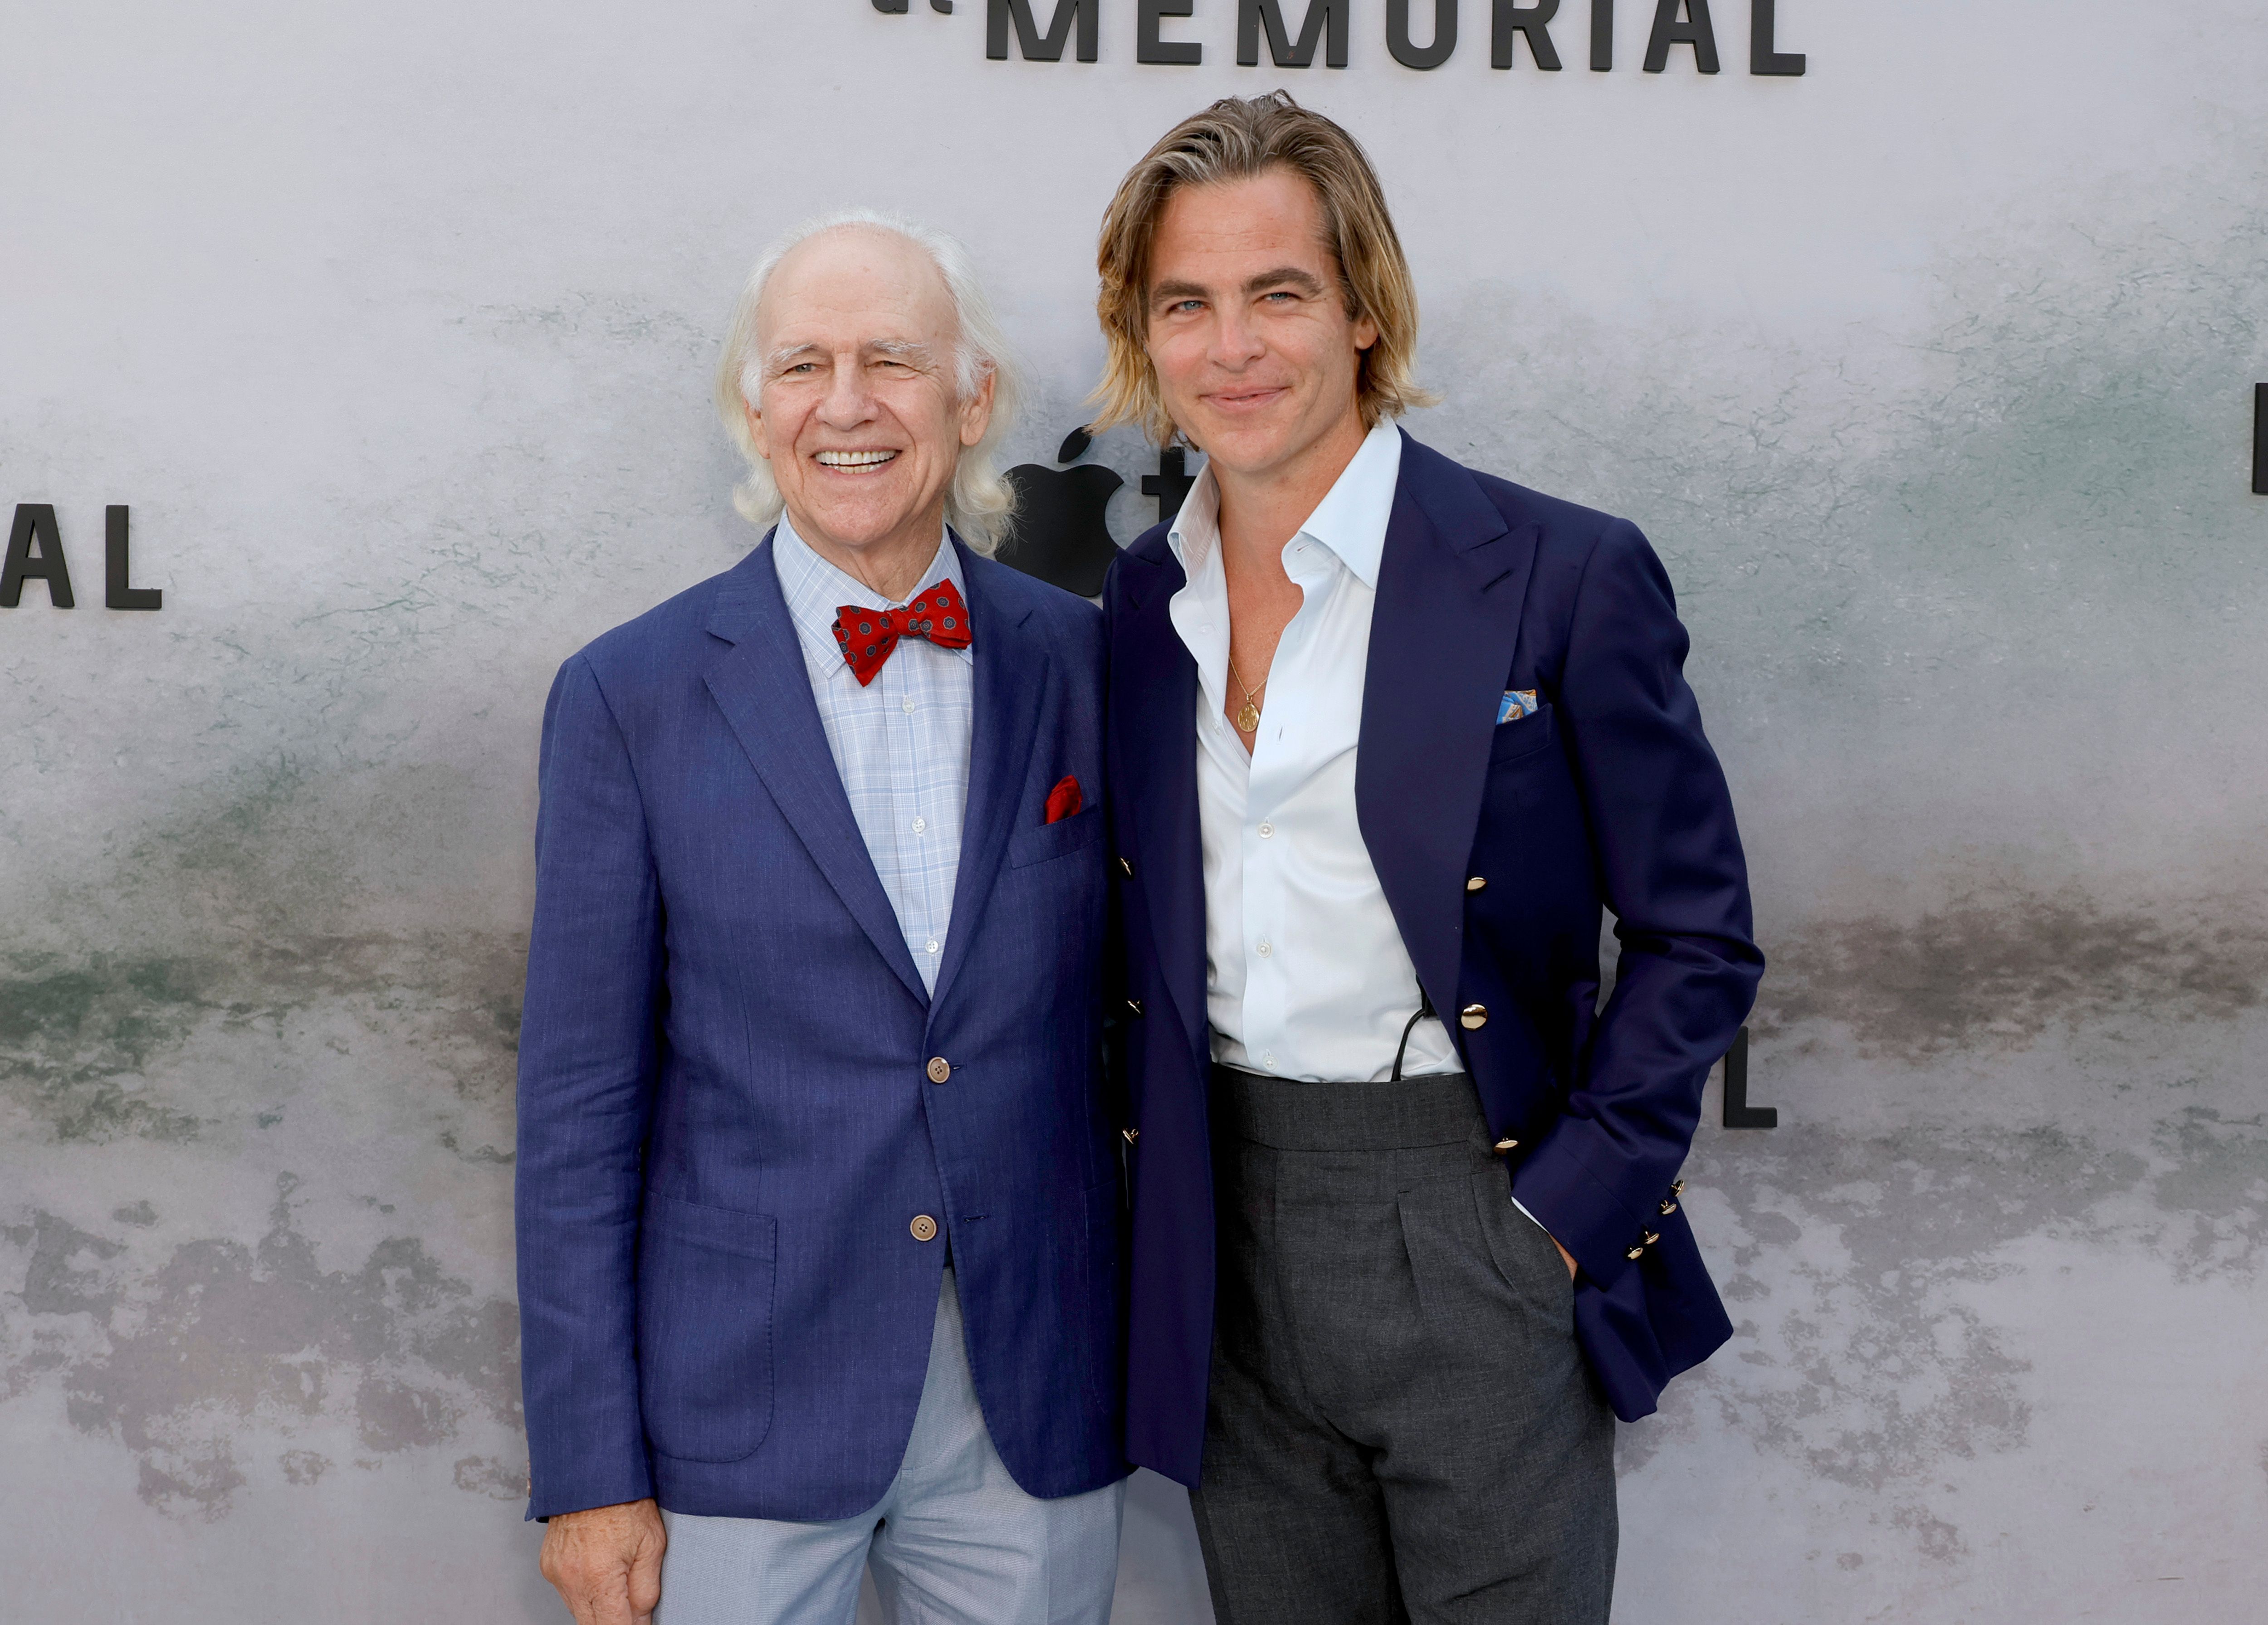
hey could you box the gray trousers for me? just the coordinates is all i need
[657,1270,1124,1625]
[1188,1068,1617,1625]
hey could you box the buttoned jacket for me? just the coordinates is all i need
[1103,431,1765,1485]
[515,535,1124,1521]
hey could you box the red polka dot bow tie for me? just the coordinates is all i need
[831,581,974,687]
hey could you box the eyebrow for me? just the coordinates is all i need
[1149,266,1329,309]
[763,338,937,372]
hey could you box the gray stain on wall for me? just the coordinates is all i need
[7,1175,518,1521]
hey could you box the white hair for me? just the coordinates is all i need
[714,208,1025,555]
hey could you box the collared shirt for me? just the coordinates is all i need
[773,515,973,994]
[1166,421,1459,1083]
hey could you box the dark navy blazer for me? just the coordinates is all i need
[516,535,1127,1521]
[1102,432,1765,1486]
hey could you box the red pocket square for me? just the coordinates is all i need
[1045,775,1083,824]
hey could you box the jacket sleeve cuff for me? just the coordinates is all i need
[1511,1120,1660,1290]
[526,1456,655,1523]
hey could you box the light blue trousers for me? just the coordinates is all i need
[656,1270,1125,1625]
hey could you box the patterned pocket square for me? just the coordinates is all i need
[1045,775,1083,824]
[1497,690,1539,725]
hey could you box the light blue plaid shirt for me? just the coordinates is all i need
[772,516,973,994]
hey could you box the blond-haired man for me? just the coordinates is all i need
[1095,94,1763,1623]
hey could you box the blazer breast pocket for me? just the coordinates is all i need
[636,1191,776,1463]
[1488,700,1559,766]
[1007,803,1104,869]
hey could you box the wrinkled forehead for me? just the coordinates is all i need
[757,225,958,353]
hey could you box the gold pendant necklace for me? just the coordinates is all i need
[1227,654,1265,736]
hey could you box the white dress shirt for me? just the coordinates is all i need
[1166,422,1460,1083]
[772,516,973,994]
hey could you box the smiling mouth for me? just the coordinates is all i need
[1208,386,1289,411]
[815,449,901,471]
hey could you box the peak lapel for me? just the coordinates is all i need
[1357,437,1539,1028]
[928,545,1046,1015]
[1113,548,1207,1063]
[703,540,929,1007]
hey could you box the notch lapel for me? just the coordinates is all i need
[703,539,929,1007]
[1357,435,1540,1028]
[1113,547,1207,1064]
[928,544,1047,1015]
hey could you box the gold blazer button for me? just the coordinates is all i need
[1493,1137,1520,1154]
[910,1215,938,1242]
[925,1057,951,1083]
[1466,876,1487,893]
[1460,1004,1488,1030]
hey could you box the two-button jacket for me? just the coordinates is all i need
[515,536,1126,1522]
[1102,431,1766,1486]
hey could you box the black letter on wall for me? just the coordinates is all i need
[1590,0,1613,68]
[1644,0,1719,72]
[2254,384,2268,496]
[988,0,1098,60]
[1,504,74,608]
[106,506,161,610]
[1750,0,1803,74]
[1493,0,1562,67]
[1139,0,1203,62]
[872,0,910,12]
[1388,0,1459,68]
[1239,0,1349,66]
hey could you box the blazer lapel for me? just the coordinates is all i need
[1113,547,1208,1064]
[928,543,1046,1014]
[1358,434,1540,1029]
[703,537,930,1007]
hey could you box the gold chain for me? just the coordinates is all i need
[1227,654,1266,736]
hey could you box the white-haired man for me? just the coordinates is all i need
[515,214,1128,1625]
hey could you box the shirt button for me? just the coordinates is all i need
[902,698,916,714]
[1262,1051,1277,1069]
[1258,822,1274,838]
[924,939,940,955]
[1256,940,1272,957]
[910,1215,938,1242]
[1202,623,1215,636]
[911,816,927,834]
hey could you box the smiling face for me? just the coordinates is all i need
[1143,166,1378,486]
[747,226,993,583]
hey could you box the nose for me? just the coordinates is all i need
[816,354,877,429]
[1211,305,1268,370]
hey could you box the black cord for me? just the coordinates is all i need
[1389,986,1436,1082]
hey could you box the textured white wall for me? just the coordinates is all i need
[3,2,2264,1620]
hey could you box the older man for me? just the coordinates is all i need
[516,212,1126,1625]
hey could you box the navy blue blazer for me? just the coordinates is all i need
[515,535,1127,1521]
[1102,432,1765,1485]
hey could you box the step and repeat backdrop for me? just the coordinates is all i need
[3,2,2264,1620]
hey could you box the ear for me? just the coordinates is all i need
[744,399,772,463]
[957,364,997,449]
[1352,312,1380,354]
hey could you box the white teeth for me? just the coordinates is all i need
[816,450,899,467]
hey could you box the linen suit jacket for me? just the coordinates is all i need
[1102,431,1765,1487]
[516,534,1127,1522]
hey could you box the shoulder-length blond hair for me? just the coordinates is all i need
[1091,91,1436,447]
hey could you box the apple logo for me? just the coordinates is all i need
[999,425,1125,598]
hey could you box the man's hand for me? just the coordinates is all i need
[538,1498,666,1625]
[1552,1236,1579,1280]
